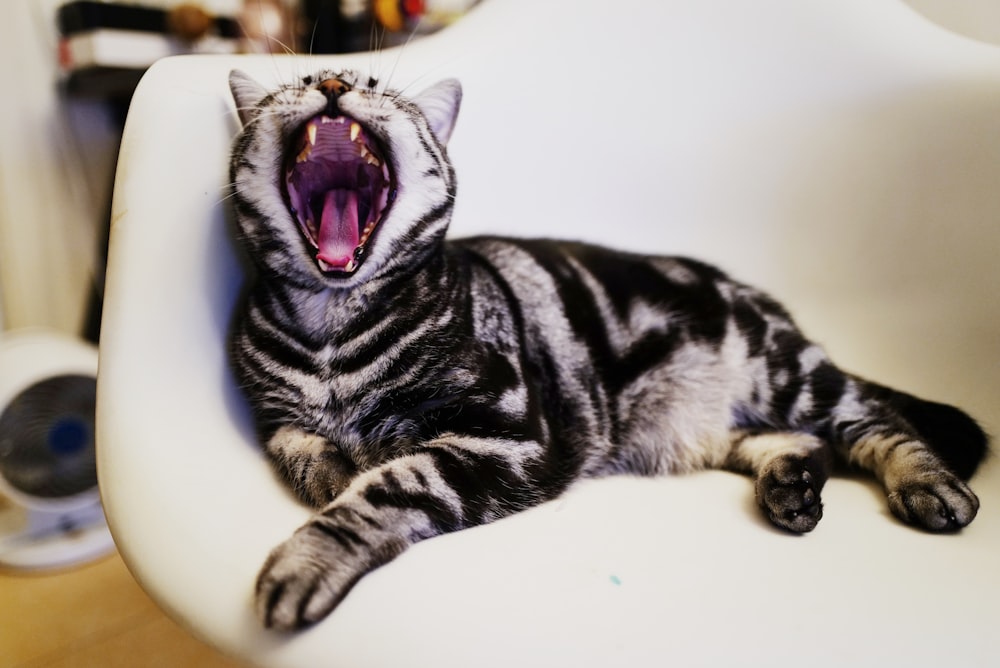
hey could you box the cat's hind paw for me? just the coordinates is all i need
[756,455,825,534]
[887,472,979,532]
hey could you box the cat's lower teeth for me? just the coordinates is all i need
[317,256,356,273]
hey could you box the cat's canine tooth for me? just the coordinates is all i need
[350,122,361,142]
[296,121,318,162]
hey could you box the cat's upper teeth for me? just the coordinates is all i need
[297,117,380,167]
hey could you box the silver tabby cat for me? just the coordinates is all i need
[228,69,987,630]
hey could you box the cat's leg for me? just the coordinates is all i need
[256,434,544,630]
[829,384,980,532]
[726,431,835,533]
[265,426,358,507]
[736,307,983,531]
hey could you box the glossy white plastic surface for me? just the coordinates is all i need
[98,1,1000,666]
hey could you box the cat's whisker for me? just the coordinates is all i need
[214,188,241,208]
[380,16,428,102]
[233,105,282,132]
[301,17,315,57]
[265,32,297,57]
[368,14,385,76]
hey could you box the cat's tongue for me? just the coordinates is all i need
[317,189,359,272]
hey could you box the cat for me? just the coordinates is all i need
[227,68,988,630]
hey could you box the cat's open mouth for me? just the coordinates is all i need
[284,114,393,274]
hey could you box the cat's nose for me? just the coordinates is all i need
[318,78,351,117]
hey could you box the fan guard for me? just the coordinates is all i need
[0,329,114,570]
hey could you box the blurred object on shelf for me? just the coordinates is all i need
[238,0,296,55]
[298,0,481,54]
[57,1,241,99]
[167,3,215,42]
[374,0,480,36]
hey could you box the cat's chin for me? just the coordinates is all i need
[284,113,394,276]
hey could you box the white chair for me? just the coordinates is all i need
[98,1,1000,665]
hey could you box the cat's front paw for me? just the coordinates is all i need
[757,456,824,534]
[256,527,355,630]
[887,472,979,532]
[256,521,404,630]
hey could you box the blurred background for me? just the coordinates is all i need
[0,0,995,666]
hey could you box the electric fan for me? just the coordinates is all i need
[0,329,113,569]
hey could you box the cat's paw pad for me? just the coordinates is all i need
[757,457,824,533]
[888,472,979,532]
[255,525,366,630]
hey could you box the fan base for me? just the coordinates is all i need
[0,497,114,570]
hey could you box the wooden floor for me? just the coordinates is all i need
[1,549,248,667]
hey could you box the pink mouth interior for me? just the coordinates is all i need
[284,115,391,274]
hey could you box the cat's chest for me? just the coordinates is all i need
[290,345,467,458]
[290,364,411,463]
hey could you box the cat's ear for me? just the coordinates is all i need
[413,79,462,146]
[229,69,268,126]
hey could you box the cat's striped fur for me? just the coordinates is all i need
[228,69,987,630]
